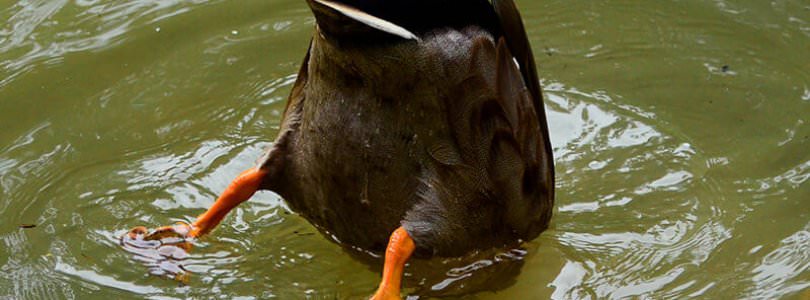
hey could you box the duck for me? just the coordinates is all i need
[126,0,555,298]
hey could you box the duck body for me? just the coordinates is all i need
[125,1,555,297]
[262,0,555,258]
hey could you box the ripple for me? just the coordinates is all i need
[748,226,810,298]
[541,79,735,298]
[0,0,808,299]
[0,0,270,89]
[0,230,75,299]
[55,259,162,295]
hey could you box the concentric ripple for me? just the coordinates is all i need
[1,0,809,299]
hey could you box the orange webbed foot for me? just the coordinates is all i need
[144,221,193,240]
[120,222,195,283]
[122,221,196,251]
[120,167,269,282]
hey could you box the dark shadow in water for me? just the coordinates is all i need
[341,241,529,298]
[119,224,532,298]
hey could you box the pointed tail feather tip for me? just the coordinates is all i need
[310,0,419,40]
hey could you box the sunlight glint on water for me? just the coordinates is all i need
[0,0,808,298]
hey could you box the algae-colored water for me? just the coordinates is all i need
[1,0,808,299]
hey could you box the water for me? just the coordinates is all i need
[0,0,808,299]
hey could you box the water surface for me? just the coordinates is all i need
[1,0,808,299]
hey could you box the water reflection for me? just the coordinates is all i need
[0,230,74,299]
[542,80,743,298]
[0,0,808,299]
[749,226,810,298]
[55,259,163,295]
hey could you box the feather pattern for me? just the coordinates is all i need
[261,0,555,259]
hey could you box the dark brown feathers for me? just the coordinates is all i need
[259,0,554,257]
[494,0,555,210]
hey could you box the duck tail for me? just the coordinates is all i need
[306,0,419,41]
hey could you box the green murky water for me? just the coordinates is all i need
[1,0,808,299]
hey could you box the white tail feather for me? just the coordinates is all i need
[314,0,420,41]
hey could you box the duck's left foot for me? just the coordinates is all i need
[120,222,195,282]
[125,221,196,243]
[122,221,195,253]
[119,166,271,282]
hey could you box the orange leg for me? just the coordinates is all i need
[123,167,268,282]
[371,227,416,300]
[137,167,269,240]
[188,167,269,237]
